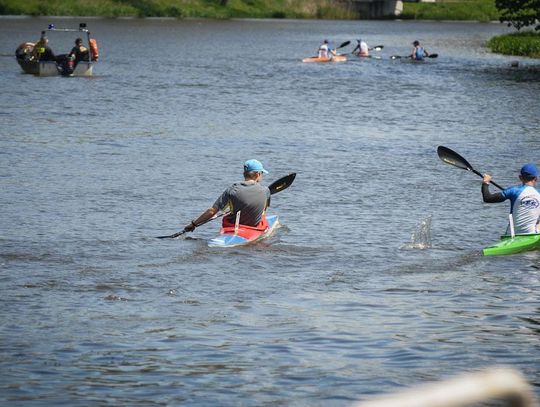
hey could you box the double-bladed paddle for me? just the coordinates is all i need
[156,172,296,239]
[437,146,504,191]
[390,53,438,60]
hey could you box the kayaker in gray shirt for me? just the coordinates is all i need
[184,159,271,232]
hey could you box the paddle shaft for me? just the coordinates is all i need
[391,53,438,60]
[469,168,504,191]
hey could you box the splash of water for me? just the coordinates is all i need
[405,215,432,250]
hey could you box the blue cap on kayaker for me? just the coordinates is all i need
[244,159,268,174]
[521,163,538,178]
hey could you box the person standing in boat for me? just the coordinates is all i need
[31,32,55,61]
[184,159,271,232]
[318,40,336,59]
[352,39,369,57]
[482,164,540,235]
[410,40,429,61]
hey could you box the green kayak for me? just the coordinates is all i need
[483,234,540,256]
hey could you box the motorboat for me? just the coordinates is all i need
[15,23,99,77]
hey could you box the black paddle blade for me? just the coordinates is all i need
[337,40,350,49]
[269,173,296,195]
[437,146,505,191]
[437,146,473,171]
[428,53,438,58]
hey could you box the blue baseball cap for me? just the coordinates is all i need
[521,163,538,178]
[244,159,268,174]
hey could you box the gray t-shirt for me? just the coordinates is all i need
[213,181,271,226]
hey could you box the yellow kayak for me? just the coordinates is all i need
[302,55,347,63]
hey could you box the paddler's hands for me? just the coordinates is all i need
[184,221,197,233]
[482,174,493,184]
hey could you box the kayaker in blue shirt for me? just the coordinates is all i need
[318,40,337,59]
[411,40,429,61]
[184,159,271,232]
[482,163,540,234]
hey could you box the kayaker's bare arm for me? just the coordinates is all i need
[482,174,505,203]
[184,207,218,232]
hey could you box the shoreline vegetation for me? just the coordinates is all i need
[488,32,540,59]
[0,0,356,20]
[1,0,538,58]
[0,0,502,20]
[400,0,499,22]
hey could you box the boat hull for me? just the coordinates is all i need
[208,215,279,248]
[483,234,540,256]
[302,55,347,63]
[17,59,93,77]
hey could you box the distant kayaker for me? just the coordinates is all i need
[482,164,540,234]
[184,159,271,232]
[352,39,369,57]
[318,40,336,59]
[411,40,429,61]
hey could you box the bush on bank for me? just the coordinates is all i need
[488,32,540,58]
[401,0,499,22]
[0,0,354,19]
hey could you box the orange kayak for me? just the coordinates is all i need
[302,55,347,63]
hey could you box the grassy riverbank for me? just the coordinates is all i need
[0,0,354,19]
[488,32,540,58]
[401,0,499,22]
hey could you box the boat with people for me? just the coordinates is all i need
[15,22,98,77]
[483,234,540,256]
[208,214,280,248]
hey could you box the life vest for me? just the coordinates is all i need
[89,38,99,61]
[222,213,269,231]
[415,46,425,60]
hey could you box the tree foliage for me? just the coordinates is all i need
[495,0,540,31]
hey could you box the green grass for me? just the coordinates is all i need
[401,0,499,21]
[488,31,540,58]
[0,0,355,19]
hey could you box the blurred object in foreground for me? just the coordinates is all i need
[353,367,538,407]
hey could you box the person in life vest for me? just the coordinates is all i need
[411,40,429,61]
[31,32,56,61]
[184,159,271,233]
[68,38,89,63]
[482,163,540,235]
[352,39,369,57]
[318,40,337,59]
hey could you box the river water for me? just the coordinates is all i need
[1,17,539,406]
